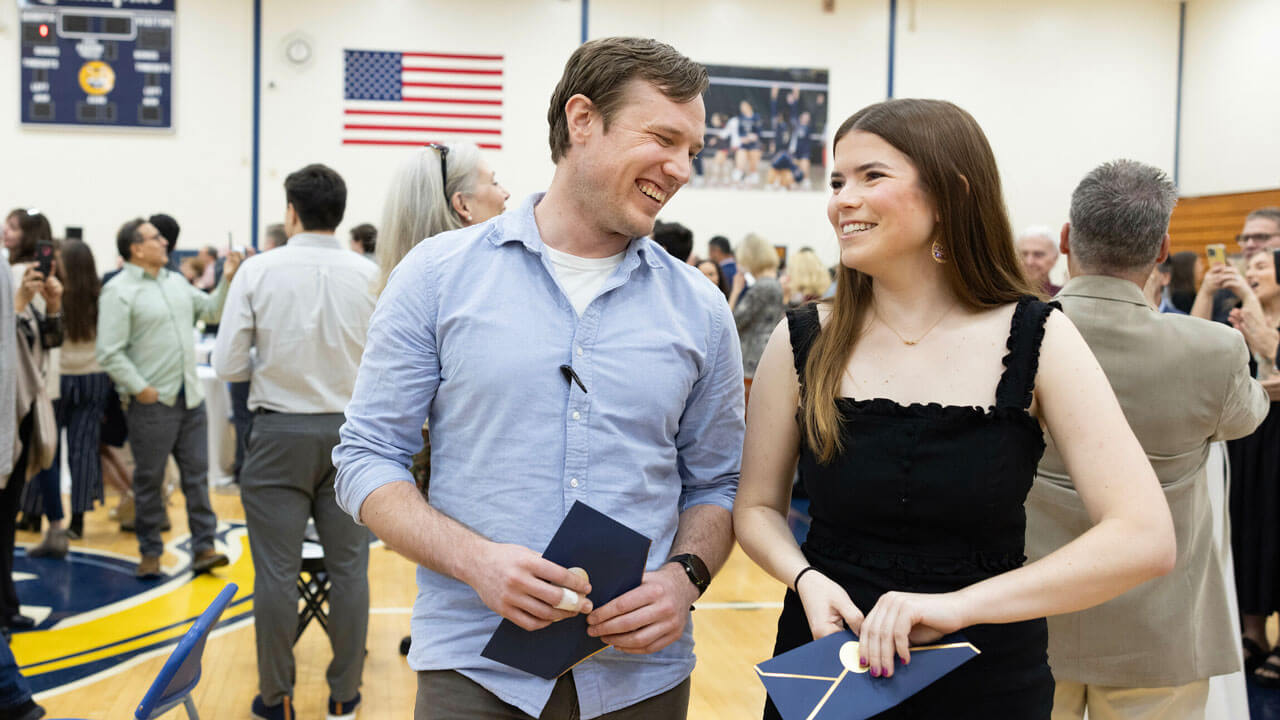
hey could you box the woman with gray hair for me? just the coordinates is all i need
[373,142,509,295]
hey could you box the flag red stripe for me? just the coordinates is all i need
[345,109,502,121]
[344,123,501,135]
[402,65,502,76]
[343,139,503,150]
[401,51,504,61]
[402,81,503,91]
[401,96,502,106]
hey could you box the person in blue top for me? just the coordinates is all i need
[333,37,744,720]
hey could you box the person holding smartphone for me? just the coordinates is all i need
[2,208,62,630]
[1192,208,1280,323]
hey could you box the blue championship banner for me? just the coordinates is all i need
[18,0,175,129]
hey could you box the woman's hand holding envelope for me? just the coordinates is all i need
[467,542,594,631]
[856,591,967,679]
[795,569,865,641]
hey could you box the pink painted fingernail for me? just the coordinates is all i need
[870,668,880,677]
[859,657,869,668]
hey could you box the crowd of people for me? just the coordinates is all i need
[1,33,1279,720]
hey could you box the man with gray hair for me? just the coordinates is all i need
[1015,225,1061,295]
[1027,159,1268,720]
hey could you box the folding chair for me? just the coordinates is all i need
[132,582,239,720]
[296,538,331,644]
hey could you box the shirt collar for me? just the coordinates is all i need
[1058,274,1152,309]
[123,262,168,281]
[492,193,665,269]
[286,233,343,250]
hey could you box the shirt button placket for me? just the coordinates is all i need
[567,338,588,494]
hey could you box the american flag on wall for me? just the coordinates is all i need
[342,49,503,149]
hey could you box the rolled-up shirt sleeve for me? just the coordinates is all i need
[334,248,441,524]
[675,298,745,513]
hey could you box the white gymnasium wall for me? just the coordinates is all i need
[1178,0,1280,197]
[0,0,254,265]
[894,0,1181,245]
[0,0,1274,271]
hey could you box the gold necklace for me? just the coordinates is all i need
[874,304,953,346]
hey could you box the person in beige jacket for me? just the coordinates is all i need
[1027,159,1269,720]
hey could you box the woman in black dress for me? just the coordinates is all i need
[733,99,1176,718]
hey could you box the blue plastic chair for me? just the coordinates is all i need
[132,582,239,720]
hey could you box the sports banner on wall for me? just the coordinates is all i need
[696,64,829,192]
[342,48,504,150]
[18,0,175,129]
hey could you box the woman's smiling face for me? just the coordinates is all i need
[827,130,938,276]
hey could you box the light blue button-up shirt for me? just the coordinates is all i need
[334,193,745,718]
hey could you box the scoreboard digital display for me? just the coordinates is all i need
[18,0,175,130]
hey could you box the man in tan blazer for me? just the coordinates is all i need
[1027,159,1269,720]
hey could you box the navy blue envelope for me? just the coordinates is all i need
[755,629,979,720]
[481,501,651,679]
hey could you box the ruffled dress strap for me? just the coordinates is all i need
[785,303,822,390]
[994,295,1061,410]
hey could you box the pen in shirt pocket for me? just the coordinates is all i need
[559,364,588,393]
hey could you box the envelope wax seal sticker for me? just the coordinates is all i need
[481,501,651,679]
[755,629,979,720]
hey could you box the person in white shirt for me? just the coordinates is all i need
[212,163,376,720]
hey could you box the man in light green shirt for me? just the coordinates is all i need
[97,218,241,578]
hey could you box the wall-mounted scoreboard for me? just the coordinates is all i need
[18,0,175,129]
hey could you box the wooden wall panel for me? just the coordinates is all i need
[1169,188,1280,256]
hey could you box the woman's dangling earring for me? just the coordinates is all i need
[931,241,947,264]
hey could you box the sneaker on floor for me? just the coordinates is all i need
[135,555,163,579]
[0,699,46,720]
[251,695,293,720]
[26,529,69,559]
[191,549,229,574]
[327,691,360,720]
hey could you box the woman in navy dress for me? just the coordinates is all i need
[733,99,1176,718]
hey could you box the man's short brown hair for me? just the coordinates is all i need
[546,37,708,163]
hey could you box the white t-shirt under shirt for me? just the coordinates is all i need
[543,244,625,316]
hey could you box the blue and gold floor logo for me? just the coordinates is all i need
[11,523,253,695]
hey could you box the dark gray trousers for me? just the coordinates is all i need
[240,412,368,706]
[128,396,216,558]
[415,670,690,720]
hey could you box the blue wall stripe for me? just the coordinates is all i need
[581,0,589,44]
[1174,1,1185,185]
[251,0,262,249]
[887,0,897,98]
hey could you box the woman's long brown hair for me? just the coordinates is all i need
[59,240,100,343]
[801,99,1036,463]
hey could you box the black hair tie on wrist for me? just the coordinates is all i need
[793,565,818,593]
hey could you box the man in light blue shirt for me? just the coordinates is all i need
[334,37,744,719]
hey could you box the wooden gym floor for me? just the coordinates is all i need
[20,489,786,719]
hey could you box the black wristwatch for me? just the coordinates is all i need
[667,553,710,597]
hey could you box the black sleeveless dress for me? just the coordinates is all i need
[765,298,1057,720]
